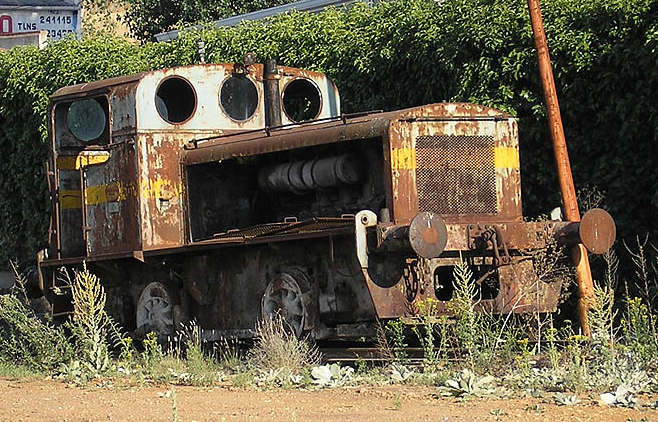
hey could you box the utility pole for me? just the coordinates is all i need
[527,0,594,335]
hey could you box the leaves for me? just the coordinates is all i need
[438,368,498,398]
[311,363,354,388]
[123,0,298,41]
[1,0,658,268]
[553,392,580,406]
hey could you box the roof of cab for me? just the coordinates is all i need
[51,72,146,100]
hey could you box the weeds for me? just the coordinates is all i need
[438,368,497,398]
[179,321,225,386]
[0,292,72,372]
[143,331,164,367]
[411,298,441,371]
[384,318,408,365]
[311,363,354,388]
[64,264,130,378]
[449,256,480,368]
[248,314,320,376]
[1,237,658,402]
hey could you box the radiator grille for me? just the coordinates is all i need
[415,135,497,215]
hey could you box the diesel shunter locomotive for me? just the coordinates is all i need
[37,59,616,340]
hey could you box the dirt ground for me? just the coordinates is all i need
[1,379,657,422]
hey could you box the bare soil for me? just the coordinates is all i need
[1,379,657,422]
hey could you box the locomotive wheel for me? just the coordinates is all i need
[136,282,178,338]
[261,270,310,338]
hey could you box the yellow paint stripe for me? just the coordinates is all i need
[58,178,182,209]
[391,148,417,170]
[57,155,109,171]
[141,178,182,201]
[85,185,110,205]
[494,147,520,169]
[391,146,520,170]
[59,190,82,210]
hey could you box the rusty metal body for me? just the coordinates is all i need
[38,61,615,340]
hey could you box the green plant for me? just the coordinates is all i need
[545,322,560,371]
[411,298,441,371]
[123,0,297,41]
[623,297,657,362]
[385,318,409,365]
[553,392,579,406]
[66,264,124,376]
[0,361,41,379]
[393,394,402,410]
[563,328,588,392]
[600,377,650,408]
[118,336,136,369]
[143,331,164,367]
[0,292,72,372]
[390,363,414,383]
[171,388,178,422]
[516,338,532,378]
[588,268,619,371]
[524,404,545,414]
[310,363,354,388]
[215,337,243,371]
[438,368,497,398]
[180,321,225,386]
[448,256,479,368]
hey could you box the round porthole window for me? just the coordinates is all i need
[67,99,107,142]
[220,75,259,121]
[156,76,197,124]
[282,78,321,123]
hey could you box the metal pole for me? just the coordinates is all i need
[527,0,594,335]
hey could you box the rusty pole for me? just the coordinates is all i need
[527,0,594,335]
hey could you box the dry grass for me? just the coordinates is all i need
[247,314,320,374]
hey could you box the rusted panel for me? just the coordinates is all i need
[375,219,588,254]
[138,132,185,250]
[456,221,563,251]
[84,140,141,256]
[494,119,523,220]
[110,83,137,136]
[388,118,417,222]
[136,64,263,132]
[388,105,517,224]
[491,259,561,313]
[183,114,391,165]
[578,208,616,254]
[51,72,145,101]
[362,257,410,319]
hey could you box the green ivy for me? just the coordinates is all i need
[0,0,656,268]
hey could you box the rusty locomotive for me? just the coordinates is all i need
[37,59,616,340]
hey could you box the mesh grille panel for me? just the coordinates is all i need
[415,135,497,215]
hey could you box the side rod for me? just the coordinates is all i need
[527,0,594,335]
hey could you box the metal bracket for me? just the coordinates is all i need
[467,224,511,266]
[355,210,377,269]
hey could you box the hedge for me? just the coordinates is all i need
[1,0,657,267]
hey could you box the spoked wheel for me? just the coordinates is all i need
[136,282,178,338]
[261,270,310,338]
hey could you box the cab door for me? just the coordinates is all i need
[82,142,140,256]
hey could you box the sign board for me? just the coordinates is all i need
[0,8,80,41]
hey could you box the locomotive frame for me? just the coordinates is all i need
[37,59,616,340]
